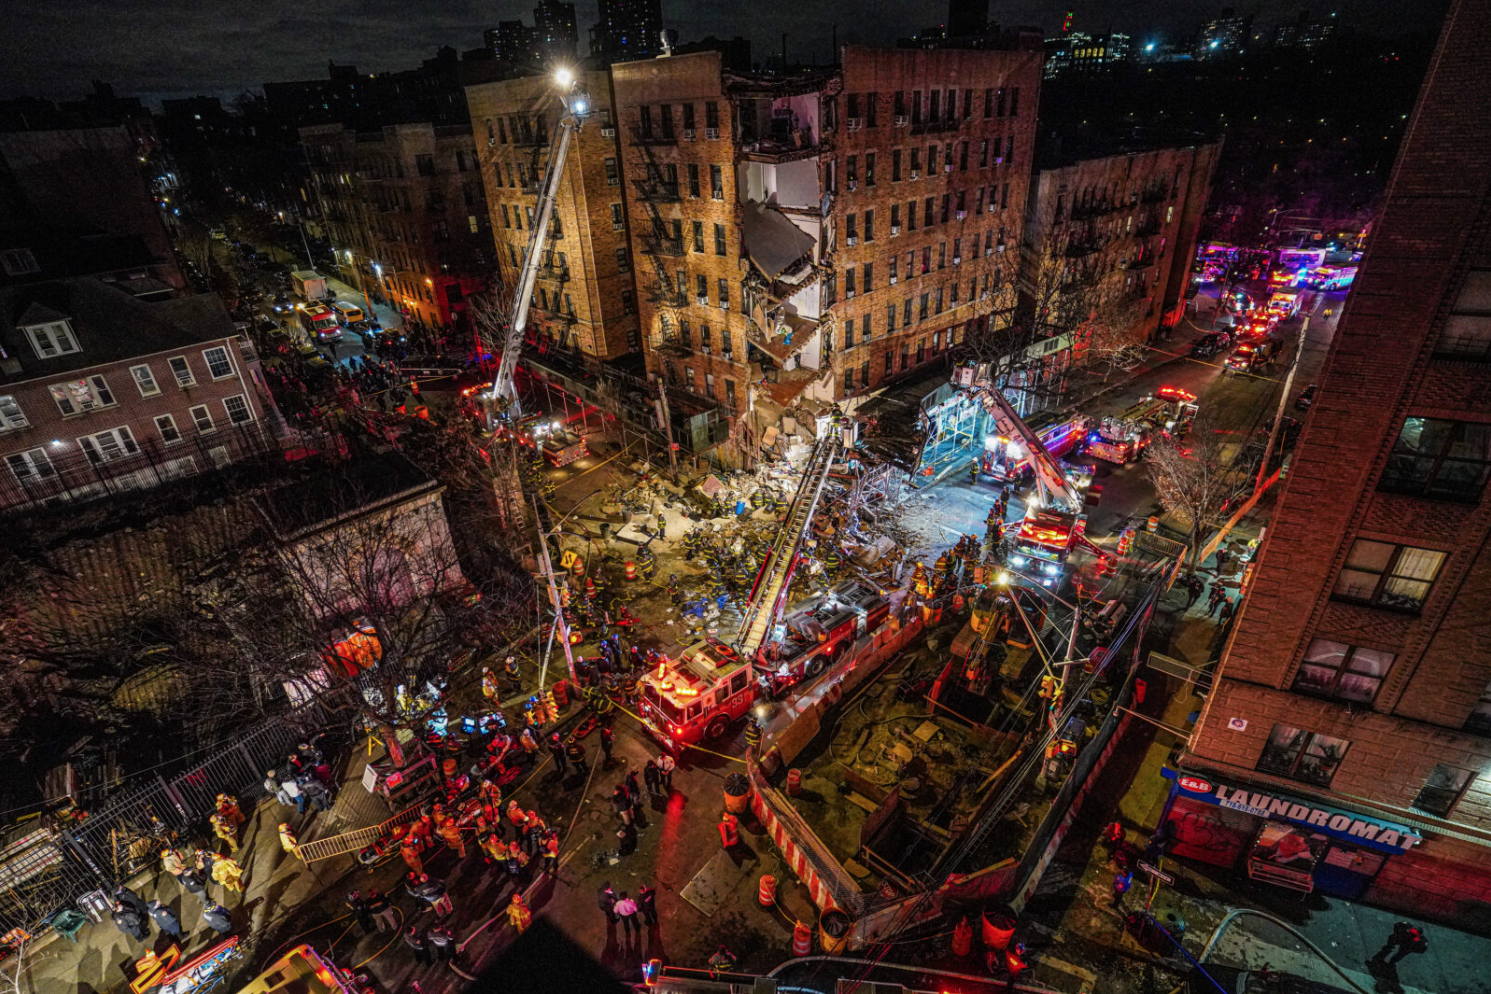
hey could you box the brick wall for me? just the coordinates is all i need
[465,72,640,361]
[1188,0,1491,871]
[831,46,1041,401]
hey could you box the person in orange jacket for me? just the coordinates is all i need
[400,834,424,876]
[507,893,531,934]
[438,818,466,858]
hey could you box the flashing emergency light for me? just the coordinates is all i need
[1011,555,1028,567]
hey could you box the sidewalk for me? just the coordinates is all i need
[1016,591,1491,994]
[323,273,404,332]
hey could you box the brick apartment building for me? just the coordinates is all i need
[0,278,282,511]
[1017,139,1220,404]
[299,122,492,336]
[1176,0,1491,916]
[610,44,1041,461]
[465,70,641,362]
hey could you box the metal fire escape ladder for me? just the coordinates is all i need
[628,130,686,353]
[491,115,578,413]
[735,434,841,658]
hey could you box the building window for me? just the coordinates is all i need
[168,356,196,387]
[1256,724,1350,787]
[1380,417,1491,502]
[725,379,736,405]
[223,395,253,425]
[154,414,182,444]
[714,223,727,257]
[864,210,875,243]
[1412,766,1473,817]
[203,346,235,379]
[705,101,719,130]
[684,367,695,391]
[6,447,56,483]
[25,321,80,359]
[49,375,115,415]
[692,220,704,253]
[705,372,715,399]
[78,425,139,463]
[611,204,624,231]
[1333,540,1446,612]
[717,278,729,309]
[604,157,620,185]
[844,369,855,393]
[1292,639,1394,704]
[892,149,902,182]
[415,153,435,177]
[0,395,28,430]
[688,164,700,198]
[1436,271,1491,357]
[190,404,215,434]
[710,165,723,200]
[1466,679,1491,734]
[0,247,41,277]
[865,153,876,187]
[621,289,636,314]
[616,247,631,273]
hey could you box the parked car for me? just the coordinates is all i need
[1294,383,1319,411]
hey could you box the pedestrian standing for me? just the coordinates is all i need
[657,514,667,540]
[1183,575,1203,608]
[1216,547,1232,574]
[404,926,432,966]
[180,867,207,902]
[1219,598,1235,624]
[548,734,569,775]
[148,900,183,941]
[301,776,331,812]
[1372,921,1428,966]
[415,873,453,918]
[282,775,305,814]
[565,738,587,772]
[657,752,676,792]
[113,902,149,942]
[366,890,398,933]
[643,760,661,796]
[507,894,532,935]
[612,785,633,825]
[1207,585,1226,617]
[541,831,560,875]
[600,725,614,764]
[598,883,618,923]
[201,901,233,936]
[1112,869,1133,910]
[400,835,424,876]
[346,892,376,935]
[625,770,644,822]
[614,891,640,938]
[114,884,148,918]
[438,818,466,858]
[427,925,457,963]
[637,884,658,927]
[266,769,292,806]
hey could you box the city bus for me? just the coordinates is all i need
[1304,266,1358,291]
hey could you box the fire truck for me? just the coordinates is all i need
[1086,387,1198,464]
[638,434,876,751]
[969,378,1103,586]
[982,409,1090,481]
[637,580,890,750]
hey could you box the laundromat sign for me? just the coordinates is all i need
[1169,770,1425,854]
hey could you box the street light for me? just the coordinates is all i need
[554,67,575,88]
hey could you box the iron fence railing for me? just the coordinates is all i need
[0,698,336,937]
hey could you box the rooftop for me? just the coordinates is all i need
[0,278,235,385]
[256,450,439,540]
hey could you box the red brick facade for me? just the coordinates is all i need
[1185,0,1491,916]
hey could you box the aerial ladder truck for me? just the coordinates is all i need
[635,434,888,751]
[487,71,594,417]
[970,381,1103,586]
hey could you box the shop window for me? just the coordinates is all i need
[1333,540,1445,613]
[1256,724,1350,786]
[1412,765,1473,817]
[1379,417,1491,502]
[1292,639,1394,704]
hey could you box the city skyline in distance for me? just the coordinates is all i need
[0,0,1449,106]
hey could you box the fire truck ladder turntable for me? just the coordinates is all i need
[734,434,841,658]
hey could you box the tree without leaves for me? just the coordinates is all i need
[1144,414,1252,570]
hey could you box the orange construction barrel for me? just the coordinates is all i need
[625,561,637,581]
[792,920,813,956]
[571,557,585,576]
[952,917,973,957]
[1147,515,1160,533]
[786,769,802,796]
[758,875,777,907]
[718,814,740,849]
[982,910,1016,950]
[723,773,752,815]
[819,909,852,954]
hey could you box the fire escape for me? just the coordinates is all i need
[628,122,691,382]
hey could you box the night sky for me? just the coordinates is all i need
[0,0,1446,105]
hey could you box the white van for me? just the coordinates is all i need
[331,301,364,325]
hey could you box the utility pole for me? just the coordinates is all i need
[1256,317,1309,493]
[657,379,679,478]
[532,496,579,687]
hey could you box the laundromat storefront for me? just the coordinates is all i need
[1161,768,1424,898]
